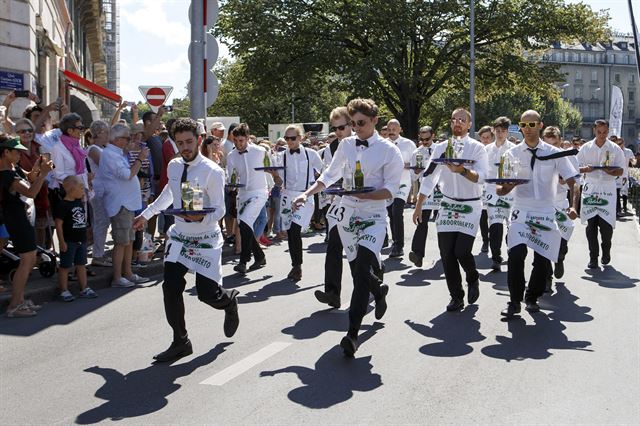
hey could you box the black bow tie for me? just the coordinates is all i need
[356,139,368,147]
[290,148,300,154]
[238,150,248,155]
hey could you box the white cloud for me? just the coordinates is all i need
[140,55,189,74]
[121,0,190,47]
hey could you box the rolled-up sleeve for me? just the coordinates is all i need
[317,143,345,188]
[205,167,226,222]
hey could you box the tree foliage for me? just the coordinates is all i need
[215,0,609,138]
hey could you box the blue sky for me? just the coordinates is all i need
[119,0,636,105]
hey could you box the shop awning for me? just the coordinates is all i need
[62,70,121,103]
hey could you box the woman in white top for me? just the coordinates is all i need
[86,120,111,266]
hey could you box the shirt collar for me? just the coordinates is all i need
[184,152,204,166]
[107,143,124,155]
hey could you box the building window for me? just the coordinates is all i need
[575,87,583,99]
[630,109,635,119]
[629,128,635,137]
[608,53,614,63]
[630,91,635,103]
[631,74,636,84]
[590,104,598,118]
[591,88,599,99]
[615,73,621,83]
[591,70,598,82]
[576,70,582,82]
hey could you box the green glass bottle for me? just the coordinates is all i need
[446,138,454,159]
[230,168,238,185]
[498,155,505,178]
[354,160,364,190]
[263,151,271,167]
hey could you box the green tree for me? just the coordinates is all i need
[216,0,609,139]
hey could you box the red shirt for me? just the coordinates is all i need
[159,139,178,191]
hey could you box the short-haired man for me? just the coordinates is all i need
[385,118,416,258]
[142,107,165,239]
[576,119,625,268]
[497,110,579,317]
[379,125,389,139]
[101,123,150,288]
[134,118,238,362]
[226,123,269,273]
[612,136,636,216]
[315,106,352,308]
[294,98,403,356]
[413,108,489,312]
[477,125,494,254]
[408,126,441,267]
[483,117,516,271]
[271,125,323,281]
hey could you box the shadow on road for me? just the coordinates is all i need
[396,259,443,287]
[260,323,384,409]
[481,314,592,361]
[582,266,639,289]
[405,305,485,357]
[540,282,594,323]
[281,304,374,339]
[382,258,411,274]
[238,279,322,304]
[220,273,274,290]
[305,242,328,254]
[75,343,232,424]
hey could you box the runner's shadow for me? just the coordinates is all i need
[405,305,485,357]
[582,267,638,289]
[75,343,231,424]
[481,315,591,362]
[238,279,322,304]
[305,242,328,254]
[396,259,443,287]
[220,274,274,290]
[382,258,411,273]
[260,323,384,409]
[539,282,593,323]
[281,305,374,340]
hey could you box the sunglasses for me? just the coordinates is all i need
[17,128,34,134]
[283,136,297,141]
[329,124,349,132]
[349,119,368,128]
[70,125,86,131]
[518,122,538,128]
[419,137,431,142]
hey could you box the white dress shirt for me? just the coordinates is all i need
[485,140,516,180]
[555,154,580,206]
[506,140,578,211]
[576,139,625,185]
[420,135,489,200]
[318,132,404,209]
[100,143,142,217]
[226,144,268,194]
[278,145,324,192]
[142,153,225,233]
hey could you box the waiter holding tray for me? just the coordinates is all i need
[134,118,239,363]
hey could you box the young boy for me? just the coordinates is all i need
[55,175,97,301]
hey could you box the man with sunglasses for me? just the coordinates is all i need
[575,120,625,269]
[413,108,488,312]
[315,107,353,308]
[497,111,579,318]
[294,98,403,356]
[385,119,416,258]
[483,117,516,271]
[408,126,440,268]
[612,136,636,217]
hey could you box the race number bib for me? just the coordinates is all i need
[326,202,354,227]
[508,209,561,262]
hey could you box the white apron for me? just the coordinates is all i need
[485,184,512,226]
[421,185,443,211]
[332,197,387,264]
[554,207,575,241]
[508,208,561,263]
[325,195,343,230]
[280,189,315,231]
[580,182,617,229]
[237,189,267,226]
[395,174,412,201]
[164,226,224,283]
[436,197,482,237]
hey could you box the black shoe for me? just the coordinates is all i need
[601,253,611,265]
[467,281,479,304]
[446,298,464,312]
[233,262,247,274]
[409,251,423,268]
[374,284,389,320]
[481,241,489,253]
[554,261,564,279]
[224,299,240,338]
[248,256,266,271]
[389,245,404,258]
[314,290,341,308]
[382,234,389,248]
[491,260,501,272]
[501,302,521,318]
[587,259,598,269]
[287,265,302,281]
[153,339,193,363]
[340,334,358,357]
[525,300,540,313]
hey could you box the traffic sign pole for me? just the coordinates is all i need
[189,0,205,121]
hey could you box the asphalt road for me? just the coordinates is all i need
[1,212,639,424]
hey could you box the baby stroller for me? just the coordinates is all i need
[0,243,57,284]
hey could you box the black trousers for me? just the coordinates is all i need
[324,225,343,296]
[489,223,504,261]
[616,188,622,215]
[437,232,479,300]
[287,223,303,266]
[347,247,382,337]
[386,198,405,248]
[163,261,238,343]
[411,209,433,258]
[507,244,550,303]
[479,209,489,243]
[549,238,568,277]
[239,220,264,264]
[585,216,613,261]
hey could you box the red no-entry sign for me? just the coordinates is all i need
[138,86,173,112]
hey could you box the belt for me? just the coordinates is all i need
[443,194,480,202]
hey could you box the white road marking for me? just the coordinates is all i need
[200,341,292,386]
